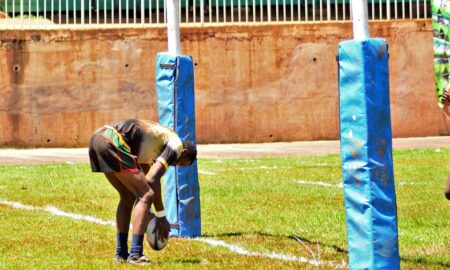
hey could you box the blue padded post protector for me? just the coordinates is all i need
[338,39,400,270]
[155,52,201,238]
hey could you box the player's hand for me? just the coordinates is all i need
[155,217,170,240]
[443,90,450,106]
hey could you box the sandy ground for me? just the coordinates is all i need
[0,136,449,165]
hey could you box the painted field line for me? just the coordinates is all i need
[398,182,424,186]
[296,180,343,188]
[296,180,421,188]
[196,238,347,269]
[198,169,216,175]
[0,199,115,226]
[0,199,347,268]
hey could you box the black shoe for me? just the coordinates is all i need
[127,255,151,265]
[113,254,128,263]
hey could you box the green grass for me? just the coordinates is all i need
[0,149,449,269]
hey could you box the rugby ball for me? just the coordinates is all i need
[146,217,168,251]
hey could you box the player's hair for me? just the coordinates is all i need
[182,141,197,164]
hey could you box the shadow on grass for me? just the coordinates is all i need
[202,231,348,255]
[400,256,450,269]
[285,236,450,269]
[201,232,450,268]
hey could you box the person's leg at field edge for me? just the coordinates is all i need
[441,90,450,200]
[105,171,154,264]
[445,171,450,200]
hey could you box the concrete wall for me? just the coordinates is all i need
[1,20,449,147]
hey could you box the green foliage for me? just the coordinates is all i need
[0,149,449,269]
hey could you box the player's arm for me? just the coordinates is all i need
[146,140,180,236]
[145,161,170,238]
[145,161,166,212]
[144,139,179,211]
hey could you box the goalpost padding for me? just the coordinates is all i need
[338,39,400,269]
[155,52,201,238]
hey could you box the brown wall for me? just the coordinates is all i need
[1,20,449,147]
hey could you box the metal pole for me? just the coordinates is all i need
[167,0,181,55]
[351,0,369,40]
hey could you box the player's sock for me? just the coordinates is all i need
[130,234,145,257]
[116,232,129,259]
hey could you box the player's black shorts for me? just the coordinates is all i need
[88,126,141,173]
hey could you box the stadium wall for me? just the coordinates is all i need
[0,20,448,146]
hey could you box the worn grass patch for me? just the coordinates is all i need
[0,148,449,269]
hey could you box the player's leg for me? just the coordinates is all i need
[104,173,136,262]
[105,173,136,231]
[112,171,154,233]
[445,171,450,200]
[112,171,155,264]
[89,128,152,264]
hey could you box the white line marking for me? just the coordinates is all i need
[296,180,422,188]
[0,199,347,268]
[196,238,346,268]
[198,169,216,175]
[0,199,115,226]
[44,206,115,226]
[214,166,290,171]
[214,164,334,172]
[296,180,343,188]
[398,182,424,186]
[260,166,279,169]
[1,200,36,210]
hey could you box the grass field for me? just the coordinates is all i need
[0,148,449,269]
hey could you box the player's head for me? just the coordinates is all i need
[174,141,197,167]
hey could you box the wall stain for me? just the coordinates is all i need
[3,34,30,146]
[5,38,29,85]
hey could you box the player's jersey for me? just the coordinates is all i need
[110,119,183,168]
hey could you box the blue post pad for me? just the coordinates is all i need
[338,39,400,270]
[155,52,201,238]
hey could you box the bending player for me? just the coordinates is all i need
[88,119,197,264]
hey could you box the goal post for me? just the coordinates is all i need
[155,0,201,238]
[337,1,400,268]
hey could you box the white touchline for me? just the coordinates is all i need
[297,180,420,188]
[44,206,115,226]
[296,180,343,188]
[0,199,346,268]
[196,238,346,268]
[198,169,217,175]
[0,199,115,227]
[398,182,421,186]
